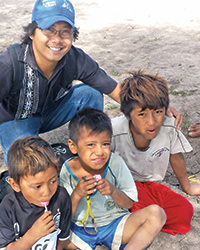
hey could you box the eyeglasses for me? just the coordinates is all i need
[39,27,74,39]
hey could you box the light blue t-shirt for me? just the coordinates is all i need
[60,152,138,227]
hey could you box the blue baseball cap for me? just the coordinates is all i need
[31,0,75,30]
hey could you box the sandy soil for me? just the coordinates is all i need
[0,0,200,249]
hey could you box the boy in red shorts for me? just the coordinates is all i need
[111,70,200,235]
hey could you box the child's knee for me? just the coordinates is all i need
[147,204,166,226]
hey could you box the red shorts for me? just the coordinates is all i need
[130,181,194,235]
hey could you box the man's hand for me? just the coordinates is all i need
[167,106,183,130]
[188,122,200,138]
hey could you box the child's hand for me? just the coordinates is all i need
[189,181,200,195]
[167,106,183,130]
[96,178,114,196]
[71,176,97,216]
[29,211,56,241]
[74,176,97,199]
[94,175,133,208]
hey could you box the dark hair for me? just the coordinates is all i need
[68,108,113,144]
[120,69,169,117]
[7,136,59,184]
[22,22,79,44]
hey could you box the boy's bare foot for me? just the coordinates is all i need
[188,122,200,138]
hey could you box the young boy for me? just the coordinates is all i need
[111,70,200,235]
[59,107,166,250]
[0,136,71,250]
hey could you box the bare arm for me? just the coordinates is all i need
[110,185,134,209]
[5,230,36,250]
[97,179,134,209]
[70,176,96,216]
[107,83,121,103]
[170,153,200,195]
[70,191,81,217]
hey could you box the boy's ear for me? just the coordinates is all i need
[29,28,34,40]
[68,139,78,154]
[8,178,21,193]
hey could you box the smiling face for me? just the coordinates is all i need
[69,127,111,174]
[128,105,165,149]
[30,21,73,69]
[9,166,58,207]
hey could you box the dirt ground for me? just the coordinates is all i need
[0,0,200,249]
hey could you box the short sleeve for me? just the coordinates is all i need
[0,198,16,248]
[169,126,192,154]
[73,46,117,94]
[57,187,72,240]
[109,153,138,202]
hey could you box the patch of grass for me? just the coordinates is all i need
[106,104,118,110]
[169,86,197,96]
[182,116,190,130]
[110,70,121,77]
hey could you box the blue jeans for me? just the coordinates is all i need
[0,84,103,165]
